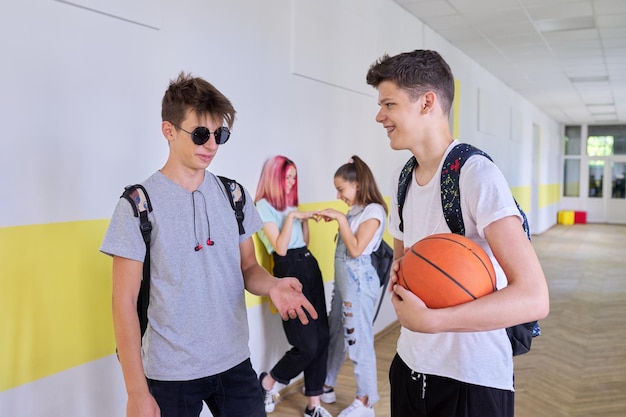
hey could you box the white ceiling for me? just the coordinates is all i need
[394,0,626,125]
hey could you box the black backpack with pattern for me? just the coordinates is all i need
[397,143,540,356]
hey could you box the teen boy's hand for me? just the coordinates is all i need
[389,243,437,332]
[269,277,318,325]
[390,283,439,333]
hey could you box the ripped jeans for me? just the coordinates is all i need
[325,245,380,405]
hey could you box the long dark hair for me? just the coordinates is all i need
[334,155,388,215]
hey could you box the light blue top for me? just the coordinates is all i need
[255,198,306,254]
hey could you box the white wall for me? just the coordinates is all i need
[0,0,561,415]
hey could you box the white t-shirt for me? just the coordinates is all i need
[388,141,522,391]
[344,203,387,256]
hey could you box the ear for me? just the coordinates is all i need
[420,91,437,114]
[162,121,175,142]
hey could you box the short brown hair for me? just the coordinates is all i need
[161,72,236,128]
[366,50,455,116]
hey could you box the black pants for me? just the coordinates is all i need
[270,247,330,396]
[147,359,264,417]
[389,354,514,417]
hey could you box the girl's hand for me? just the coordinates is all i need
[316,208,342,222]
[289,210,321,222]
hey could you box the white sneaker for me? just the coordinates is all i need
[337,399,374,417]
[259,372,280,413]
[320,387,336,404]
[304,404,334,417]
[301,385,336,404]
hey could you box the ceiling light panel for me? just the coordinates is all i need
[588,107,617,115]
[594,0,626,14]
[595,14,626,28]
[593,114,618,121]
[535,16,595,33]
[526,3,594,21]
[447,0,520,14]
[403,1,457,18]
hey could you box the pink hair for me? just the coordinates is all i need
[254,155,299,211]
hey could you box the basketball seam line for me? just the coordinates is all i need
[421,236,497,291]
[410,247,479,301]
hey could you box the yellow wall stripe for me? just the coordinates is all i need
[511,183,561,213]
[511,185,531,212]
[1,186,552,391]
[1,198,389,391]
[0,220,114,391]
[539,183,561,208]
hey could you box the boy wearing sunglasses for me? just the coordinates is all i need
[101,72,318,417]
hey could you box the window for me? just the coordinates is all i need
[612,162,626,199]
[563,159,580,197]
[587,125,626,156]
[588,160,604,198]
[563,126,581,197]
[565,126,581,155]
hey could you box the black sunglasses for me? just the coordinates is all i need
[172,123,231,145]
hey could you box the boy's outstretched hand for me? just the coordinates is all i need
[269,277,318,325]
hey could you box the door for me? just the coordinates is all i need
[607,159,626,223]
[585,125,626,224]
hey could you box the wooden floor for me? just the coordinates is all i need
[272,224,626,417]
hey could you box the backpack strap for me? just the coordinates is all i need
[397,156,417,232]
[441,143,539,351]
[372,239,393,324]
[441,143,531,240]
[218,175,246,235]
[396,143,530,239]
[441,143,489,235]
[121,184,153,338]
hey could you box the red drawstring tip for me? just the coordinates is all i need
[206,239,215,246]
[194,244,203,251]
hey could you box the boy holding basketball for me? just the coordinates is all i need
[366,50,549,417]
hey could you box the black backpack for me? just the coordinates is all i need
[121,176,246,340]
[371,239,393,323]
[397,143,540,356]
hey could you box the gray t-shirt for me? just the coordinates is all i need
[100,171,264,381]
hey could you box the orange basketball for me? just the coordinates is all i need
[398,233,496,308]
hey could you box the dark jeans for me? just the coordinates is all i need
[389,354,514,417]
[271,247,330,396]
[147,358,264,417]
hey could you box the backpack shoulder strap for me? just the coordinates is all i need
[441,143,490,235]
[442,144,538,349]
[121,184,153,338]
[218,175,246,235]
[441,143,531,239]
[397,156,417,232]
[121,184,153,243]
